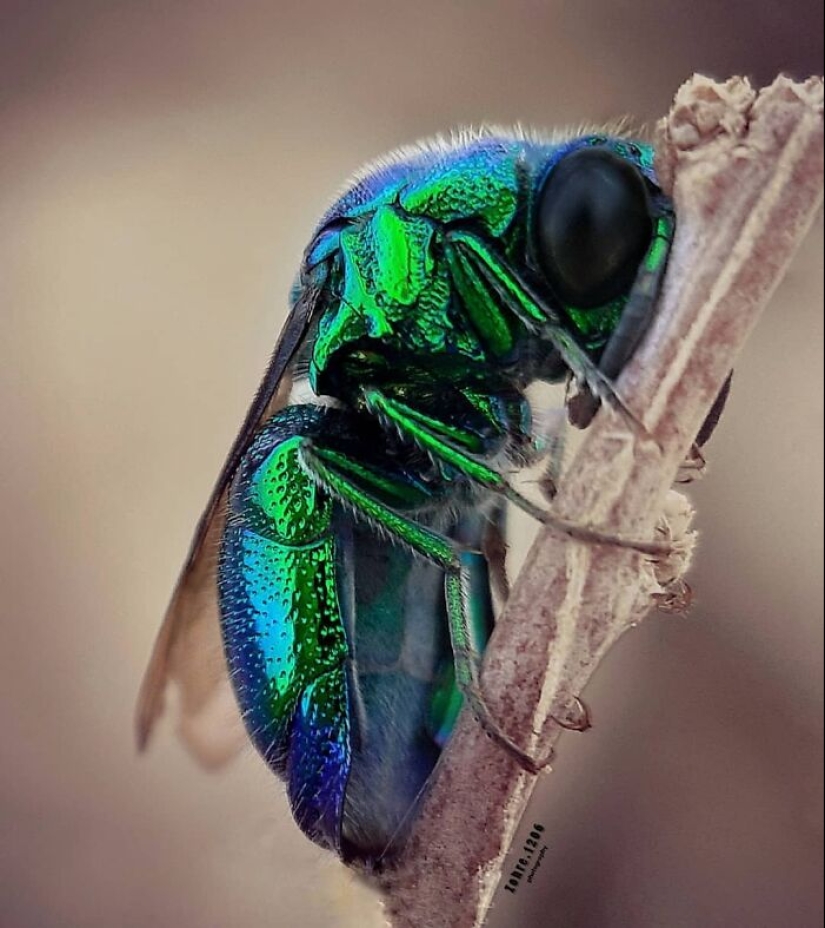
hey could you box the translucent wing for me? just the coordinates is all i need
[135,280,325,763]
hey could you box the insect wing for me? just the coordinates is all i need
[134,279,326,760]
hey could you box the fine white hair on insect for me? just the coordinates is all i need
[333,118,647,208]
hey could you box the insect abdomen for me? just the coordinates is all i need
[218,404,494,862]
[218,407,352,851]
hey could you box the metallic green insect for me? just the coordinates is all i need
[137,128,678,866]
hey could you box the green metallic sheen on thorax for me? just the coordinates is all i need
[310,147,524,387]
[305,135,668,398]
[398,146,519,237]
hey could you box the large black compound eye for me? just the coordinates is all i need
[535,147,653,309]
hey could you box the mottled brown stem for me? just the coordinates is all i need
[375,75,824,928]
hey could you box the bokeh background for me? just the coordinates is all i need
[1,3,822,927]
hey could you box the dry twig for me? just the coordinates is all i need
[375,74,824,928]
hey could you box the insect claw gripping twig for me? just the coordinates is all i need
[459,686,555,776]
[549,696,592,732]
[374,75,824,928]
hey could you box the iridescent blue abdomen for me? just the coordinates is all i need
[218,405,492,860]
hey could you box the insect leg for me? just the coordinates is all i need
[297,440,551,773]
[594,214,675,382]
[363,387,668,556]
[567,213,676,428]
[695,371,733,448]
[481,504,510,602]
[445,230,632,415]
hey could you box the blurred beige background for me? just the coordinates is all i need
[1,3,822,927]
